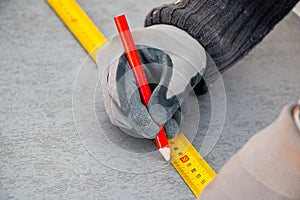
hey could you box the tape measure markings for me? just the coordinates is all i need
[47,0,107,61]
[169,132,216,197]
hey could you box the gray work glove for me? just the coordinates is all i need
[97,25,207,139]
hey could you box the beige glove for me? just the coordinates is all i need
[200,105,300,200]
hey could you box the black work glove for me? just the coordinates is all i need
[145,0,299,94]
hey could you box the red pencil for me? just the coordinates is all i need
[114,14,170,161]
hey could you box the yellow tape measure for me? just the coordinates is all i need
[46,0,216,197]
[169,132,216,196]
[47,0,107,61]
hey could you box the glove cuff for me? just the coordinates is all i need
[145,0,298,70]
[145,0,299,94]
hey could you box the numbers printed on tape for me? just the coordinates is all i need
[46,0,216,198]
[169,132,216,197]
[180,155,189,163]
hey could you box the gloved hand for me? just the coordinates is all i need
[97,25,207,139]
[199,105,300,200]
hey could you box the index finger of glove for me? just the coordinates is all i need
[116,54,160,139]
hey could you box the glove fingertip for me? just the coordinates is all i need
[149,103,169,124]
[164,119,180,138]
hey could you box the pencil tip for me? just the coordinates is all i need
[159,147,170,161]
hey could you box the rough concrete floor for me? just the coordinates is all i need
[1,0,299,199]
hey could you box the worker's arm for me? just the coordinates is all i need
[97,0,298,139]
[145,0,299,94]
[199,104,300,200]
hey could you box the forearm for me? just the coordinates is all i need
[199,105,300,200]
[145,0,298,70]
[145,0,299,94]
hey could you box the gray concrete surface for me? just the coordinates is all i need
[1,0,299,199]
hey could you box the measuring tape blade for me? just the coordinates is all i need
[47,0,107,61]
[169,132,216,197]
[46,0,216,197]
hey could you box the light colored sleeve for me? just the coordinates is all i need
[199,105,300,200]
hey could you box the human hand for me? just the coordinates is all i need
[97,25,207,139]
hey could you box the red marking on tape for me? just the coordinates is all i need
[180,155,189,163]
